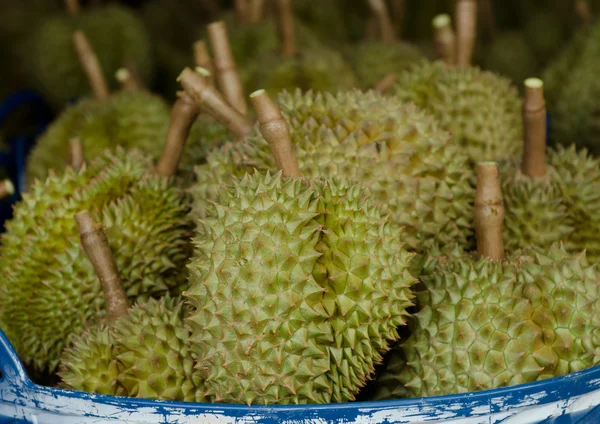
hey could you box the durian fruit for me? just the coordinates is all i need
[242,2,358,97]
[59,212,201,401]
[185,90,416,404]
[373,162,600,399]
[479,32,538,87]
[181,73,475,254]
[24,3,154,108]
[349,41,425,90]
[393,61,523,162]
[0,144,192,373]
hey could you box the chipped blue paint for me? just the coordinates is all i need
[1,330,599,423]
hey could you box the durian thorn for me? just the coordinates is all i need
[575,0,592,26]
[247,0,266,24]
[65,0,80,16]
[178,68,253,138]
[207,21,248,115]
[69,137,85,171]
[474,162,505,261]
[455,0,477,67]
[250,89,301,178]
[72,30,110,100]
[155,92,200,177]
[276,0,297,57]
[432,14,456,67]
[479,0,497,41]
[193,41,216,87]
[521,78,547,178]
[373,73,398,94]
[0,179,14,200]
[75,210,129,321]
[367,0,397,43]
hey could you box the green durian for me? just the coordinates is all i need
[349,40,426,90]
[185,171,416,404]
[393,61,523,162]
[26,91,227,185]
[60,296,202,402]
[479,32,538,87]
[191,89,475,254]
[0,148,192,373]
[24,5,154,108]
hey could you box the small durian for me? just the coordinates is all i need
[59,214,201,401]
[180,68,474,254]
[374,162,600,399]
[24,2,153,108]
[184,91,416,404]
[0,131,193,373]
[393,61,523,162]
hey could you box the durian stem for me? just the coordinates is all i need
[455,0,477,67]
[179,67,253,138]
[75,211,129,321]
[235,0,249,24]
[155,93,200,177]
[0,179,14,200]
[73,31,110,101]
[248,0,266,23]
[207,21,249,116]
[576,0,592,26]
[479,0,497,42]
[390,0,406,37]
[194,41,216,87]
[364,16,379,40]
[250,89,301,178]
[373,73,398,93]
[277,0,297,57]
[367,0,397,43]
[65,0,80,16]
[433,14,456,66]
[474,162,505,262]
[522,78,547,178]
[115,68,141,92]
[69,137,85,171]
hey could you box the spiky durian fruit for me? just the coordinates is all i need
[24,4,153,108]
[479,32,538,86]
[393,61,523,162]
[185,171,416,404]
[349,41,426,90]
[0,148,192,373]
[191,89,475,253]
[60,296,202,402]
[26,91,227,185]
[374,244,600,399]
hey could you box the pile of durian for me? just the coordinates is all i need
[2,0,600,406]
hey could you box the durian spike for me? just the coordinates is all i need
[367,0,397,43]
[75,211,129,321]
[373,73,398,94]
[0,179,15,200]
[248,0,266,24]
[522,78,547,178]
[207,21,249,116]
[73,31,110,101]
[250,89,301,178]
[69,137,85,171]
[193,41,216,87]
[575,0,592,26]
[478,0,497,42]
[155,92,200,177]
[115,68,141,92]
[455,0,477,67]
[235,0,250,24]
[179,67,253,138]
[65,0,80,16]
[276,0,296,57]
[389,0,406,36]
[474,162,505,261]
[433,14,456,66]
